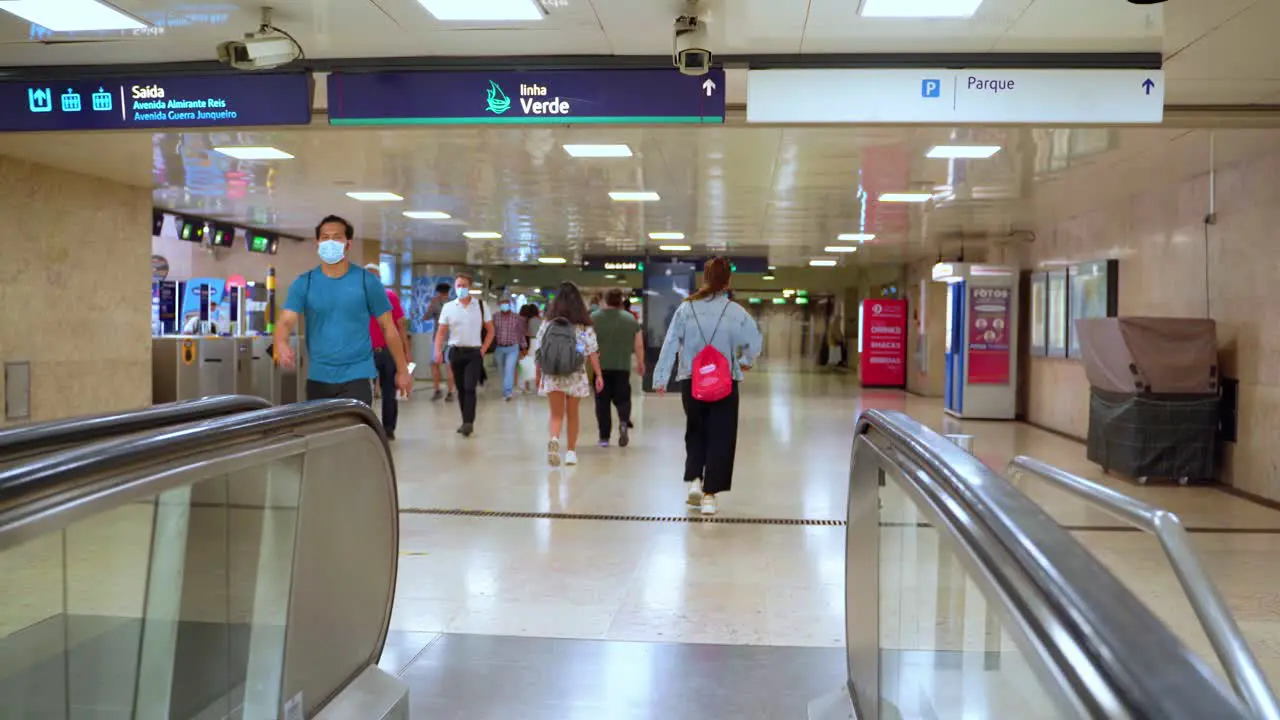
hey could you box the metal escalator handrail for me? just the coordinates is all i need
[855,409,1246,719]
[1007,455,1280,720]
[0,399,387,503]
[0,395,272,458]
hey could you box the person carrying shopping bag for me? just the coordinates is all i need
[653,258,762,516]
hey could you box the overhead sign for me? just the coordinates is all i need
[583,257,645,272]
[328,69,725,126]
[747,68,1164,124]
[0,73,311,132]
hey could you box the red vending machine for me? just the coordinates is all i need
[859,298,907,388]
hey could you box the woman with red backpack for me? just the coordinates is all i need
[533,281,604,467]
[653,258,763,516]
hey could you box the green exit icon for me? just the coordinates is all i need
[485,81,511,115]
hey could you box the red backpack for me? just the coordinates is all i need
[690,301,734,402]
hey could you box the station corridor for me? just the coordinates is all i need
[369,364,1280,716]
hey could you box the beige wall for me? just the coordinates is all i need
[1020,129,1280,498]
[0,154,152,425]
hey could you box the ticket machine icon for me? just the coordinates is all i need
[27,88,52,113]
[60,89,82,112]
[91,87,112,112]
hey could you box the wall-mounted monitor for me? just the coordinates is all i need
[177,217,205,243]
[246,232,278,255]
[208,224,235,248]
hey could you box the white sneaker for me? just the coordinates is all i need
[548,438,561,467]
[687,479,704,507]
[564,450,579,466]
[700,494,718,516]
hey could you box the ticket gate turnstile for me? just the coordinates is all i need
[247,335,307,404]
[152,337,253,404]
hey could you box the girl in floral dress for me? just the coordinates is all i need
[533,281,603,466]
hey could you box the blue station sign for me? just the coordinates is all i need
[327,69,725,126]
[0,73,312,131]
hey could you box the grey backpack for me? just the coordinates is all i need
[537,318,584,376]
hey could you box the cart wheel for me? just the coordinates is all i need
[1138,476,1149,485]
[1178,477,1190,486]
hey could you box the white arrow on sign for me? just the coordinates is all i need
[702,78,717,97]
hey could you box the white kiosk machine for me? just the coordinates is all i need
[933,263,1019,419]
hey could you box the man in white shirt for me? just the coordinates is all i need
[433,272,494,437]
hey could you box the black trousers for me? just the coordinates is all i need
[449,346,484,424]
[306,378,373,407]
[373,348,399,432]
[680,380,740,495]
[595,369,633,441]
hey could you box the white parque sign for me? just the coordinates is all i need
[747,68,1165,125]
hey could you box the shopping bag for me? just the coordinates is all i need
[518,355,536,383]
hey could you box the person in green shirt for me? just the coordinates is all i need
[591,289,644,447]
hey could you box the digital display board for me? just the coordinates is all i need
[246,232,278,255]
[0,73,311,131]
[328,69,725,126]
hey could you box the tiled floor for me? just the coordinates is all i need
[385,362,1280,695]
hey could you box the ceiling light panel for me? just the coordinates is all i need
[463,231,502,239]
[825,246,858,253]
[403,211,452,219]
[810,259,838,267]
[213,146,294,160]
[346,191,404,202]
[878,192,933,203]
[564,144,633,158]
[609,191,661,202]
[648,232,686,241]
[0,0,147,32]
[860,0,985,18]
[659,245,692,252]
[418,0,543,22]
[926,145,1002,159]
[538,257,567,264]
[837,233,876,242]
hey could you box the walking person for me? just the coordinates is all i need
[363,263,411,440]
[433,272,493,437]
[653,257,762,516]
[274,215,412,407]
[492,294,528,401]
[422,282,456,402]
[591,289,644,448]
[533,282,603,467]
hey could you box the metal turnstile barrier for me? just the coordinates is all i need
[152,337,251,404]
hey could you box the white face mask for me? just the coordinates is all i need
[455,284,470,296]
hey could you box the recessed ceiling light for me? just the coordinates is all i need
[837,233,877,242]
[609,191,661,202]
[762,275,776,281]
[825,246,859,253]
[564,144,633,158]
[417,0,543,21]
[0,0,147,32]
[648,232,686,241]
[926,145,1002,159]
[768,265,777,270]
[463,231,502,239]
[659,245,692,252]
[604,274,618,279]
[346,191,404,202]
[538,257,567,264]
[782,289,796,296]
[809,259,838,267]
[878,192,933,203]
[860,0,984,18]
[403,211,452,220]
[212,146,294,161]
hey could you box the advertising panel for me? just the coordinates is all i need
[966,286,1012,384]
[860,299,906,387]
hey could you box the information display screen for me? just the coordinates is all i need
[0,73,312,131]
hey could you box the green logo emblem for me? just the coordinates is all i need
[484,80,511,115]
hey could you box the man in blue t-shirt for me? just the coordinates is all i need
[274,215,412,407]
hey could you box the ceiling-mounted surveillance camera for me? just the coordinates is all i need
[216,6,303,71]
[673,7,712,77]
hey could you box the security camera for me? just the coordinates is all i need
[217,35,297,71]
[673,9,712,77]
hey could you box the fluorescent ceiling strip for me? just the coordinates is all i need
[564,144,633,158]
[927,145,1002,159]
[837,233,876,242]
[878,192,932,203]
[809,259,838,267]
[0,0,147,32]
[609,191,661,202]
[212,146,294,160]
[648,232,686,240]
[463,231,502,239]
[417,0,543,21]
[825,246,858,253]
[538,257,567,264]
[403,211,452,219]
[659,245,692,252]
[860,0,985,18]
[346,191,404,202]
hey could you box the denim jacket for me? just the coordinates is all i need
[654,294,763,384]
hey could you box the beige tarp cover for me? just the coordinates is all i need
[1075,317,1218,394]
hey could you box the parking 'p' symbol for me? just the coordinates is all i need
[922,79,941,98]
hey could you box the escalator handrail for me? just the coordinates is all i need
[1008,455,1280,720]
[0,395,272,457]
[0,399,387,502]
[856,409,1247,719]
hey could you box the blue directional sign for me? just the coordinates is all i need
[0,73,312,131]
[327,69,726,126]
